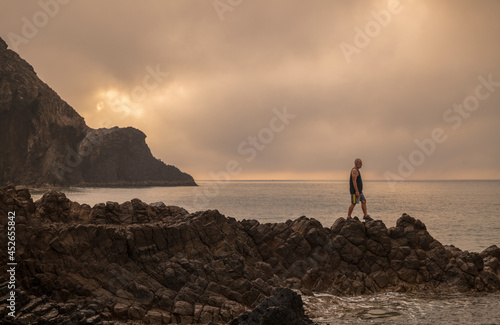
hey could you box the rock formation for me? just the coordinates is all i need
[229,288,314,325]
[0,186,499,324]
[0,37,195,187]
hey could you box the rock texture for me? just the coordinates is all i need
[229,288,314,325]
[0,37,195,187]
[0,186,499,324]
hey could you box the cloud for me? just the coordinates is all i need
[1,0,499,180]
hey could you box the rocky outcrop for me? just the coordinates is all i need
[229,288,314,325]
[0,186,499,324]
[0,37,195,187]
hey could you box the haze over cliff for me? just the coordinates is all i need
[0,37,195,187]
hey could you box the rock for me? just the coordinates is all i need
[372,271,390,288]
[113,303,130,319]
[229,288,314,325]
[173,300,194,316]
[146,309,171,323]
[1,187,499,324]
[0,36,195,187]
[128,304,147,319]
[0,37,7,49]
[481,245,500,260]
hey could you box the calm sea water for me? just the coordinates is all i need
[30,180,500,324]
[302,291,500,324]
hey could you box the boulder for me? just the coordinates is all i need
[229,288,314,325]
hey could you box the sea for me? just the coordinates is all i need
[31,180,500,324]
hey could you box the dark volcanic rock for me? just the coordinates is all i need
[0,188,499,324]
[229,288,315,325]
[0,37,195,187]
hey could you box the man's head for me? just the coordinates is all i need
[354,158,363,169]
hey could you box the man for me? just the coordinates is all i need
[347,158,373,221]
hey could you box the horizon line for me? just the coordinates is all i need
[196,179,500,182]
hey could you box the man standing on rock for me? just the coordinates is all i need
[347,158,373,222]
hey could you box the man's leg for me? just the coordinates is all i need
[348,194,357,217]
[359,192,368,217]
[361,200,368,217]
[348,203,356,217]
[360,192,373,221]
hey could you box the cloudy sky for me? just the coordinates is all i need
[1,0,499,181]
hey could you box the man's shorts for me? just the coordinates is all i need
[350,192,366,205]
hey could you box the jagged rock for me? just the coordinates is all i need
[0,37,195,187]
[229,288,314,325]
[481,245,500,271]
[0,186,499,324]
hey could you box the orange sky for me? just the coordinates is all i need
[1,0,500,181]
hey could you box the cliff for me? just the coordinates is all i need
[0,186,499,324]
[0,37,195,187]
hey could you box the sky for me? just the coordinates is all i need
[1,0,500,181]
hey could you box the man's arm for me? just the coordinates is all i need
[351,169,360,197]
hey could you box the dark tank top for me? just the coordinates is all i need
[349,168,363,194]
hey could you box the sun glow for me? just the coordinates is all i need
[95,89,144,118]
